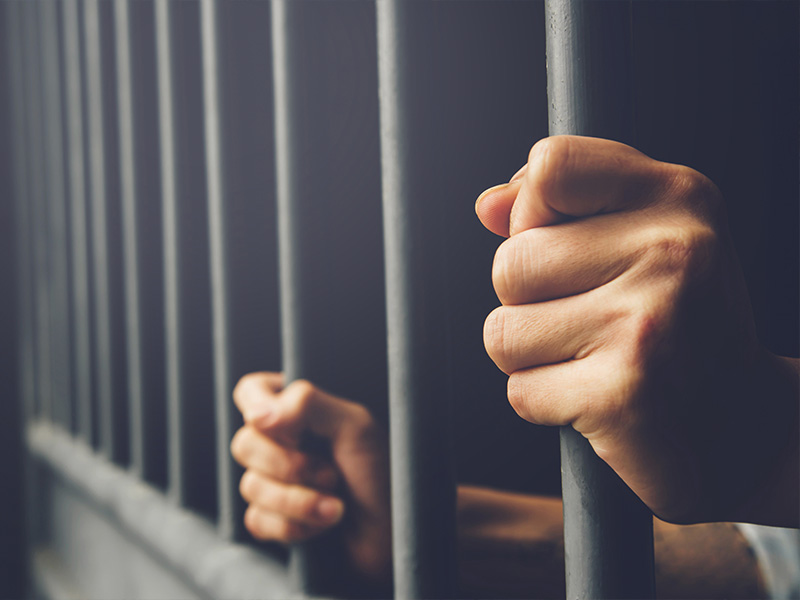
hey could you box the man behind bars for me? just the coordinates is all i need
[230,137,800,598]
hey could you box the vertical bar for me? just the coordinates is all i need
[544,1,656,598]
[63,0,94,444]
[83,0,114,456]
[199,0,238,539]
[155,0,184,503]
[23,0,53,423]
[375,3,458,598]
[3,5,32,593]
[8,0,36,429]
[156,0,217,516]
[40,0,74,432]
[271,2,389,594]
[113,0,145,476]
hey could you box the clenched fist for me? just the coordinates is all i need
[477,136,798,526]
[231,373,392,581]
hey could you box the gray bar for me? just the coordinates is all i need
[156,0,217,516]
[40,0,74,432]
[23,0,54,423]
[154,0,183,504]
[83,0,117,459]
[113,0,143,474]
[8,0,36,426]
[62,0,94,445]
[545,1,656,598]
[199,0,237,540]
[375,2,458,598]
[271,1,389,594]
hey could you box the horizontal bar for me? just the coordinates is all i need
[545,1,655,598]
[375,2,458,598]
[27,421,292,600]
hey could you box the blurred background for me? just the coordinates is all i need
[0,1,797,598]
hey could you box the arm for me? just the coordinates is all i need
[230,373,782,598]
[457,486,767,599]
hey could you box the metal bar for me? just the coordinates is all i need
[199,0,238,539]
[40,0,74,433]
[113,0,145,476]
[83,0,117,460]
[62,0,94,445]
[116,0,167,486]
[375,3,458,598]
[8,0,36,432]
[271,2,389,594]
[154,0,184,504]
[270,1,326,592]
[23,0,53,423]
[544,1,656,598]
[156,0,217,515]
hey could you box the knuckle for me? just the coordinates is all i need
[528,136,571,199]
[492,231,545,304]
[669,165,725,220]
[244,507,267,540]
[239,470,257,500]
[230,428,251,463]
[289,379,315,413]
[483,307,511,372]
[506,373,531,421]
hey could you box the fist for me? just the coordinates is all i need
[231,373,392,580]
[477,136,790,524]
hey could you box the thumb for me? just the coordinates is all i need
[475,179,522,238]
[257,379,366,449]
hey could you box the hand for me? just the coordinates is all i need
[231,373,392,581]
[476,135,799,525]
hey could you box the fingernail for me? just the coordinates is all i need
[475,183,510,213]
[509,164,527,183]
[316,497,344,523]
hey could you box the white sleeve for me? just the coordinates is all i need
[735,523,800,599]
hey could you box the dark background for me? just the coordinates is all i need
[1,2,797,598]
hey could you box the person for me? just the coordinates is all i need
[230,137,799,597]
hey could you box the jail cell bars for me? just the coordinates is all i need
[8,1,655,599]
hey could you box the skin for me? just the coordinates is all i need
[477,135,798,526]
[230,136,797,591]
[231,372,766,598]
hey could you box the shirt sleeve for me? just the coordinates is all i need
[735,523,800,599]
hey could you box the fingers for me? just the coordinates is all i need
[240,470,344,524]
[233,371,284,424]
[244,506,321,543]
[233,372,371,448]
[230,425,339,490]
[476,136,676,237]
[505,355,639,438]
[483,290,622,375]
[491,212,644,305]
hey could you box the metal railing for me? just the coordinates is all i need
[6,0,655,598]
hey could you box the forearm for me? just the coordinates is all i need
[456,486,767,599]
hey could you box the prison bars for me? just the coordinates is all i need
[10,1,657,598]
[545,0,656,598]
